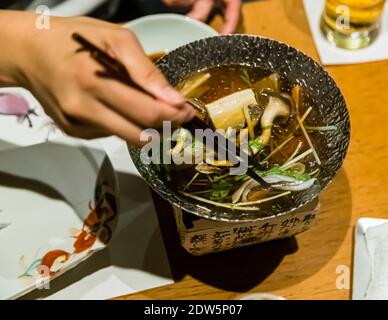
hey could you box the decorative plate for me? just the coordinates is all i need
[0,88,119,300]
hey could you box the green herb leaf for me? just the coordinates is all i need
[249,137,264,153]
[234,174,249,182]
[240,68,252,87]
[211,179,233,200]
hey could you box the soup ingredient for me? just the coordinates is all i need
[253,95,291,152]
[206,88,257,129]
[291,84,301,115]
[243,104,264,140]
[255,73,280,93]
[232,178,257,203]
[195,163,222,175]
[170,128,191,157]
[179,72,211,97]
[169,65,336,212]
[305,125,337,132]
[180,190,291,211]
[297,116,321,165]
[187,97,207,121]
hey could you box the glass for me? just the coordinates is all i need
[321,0,387,49]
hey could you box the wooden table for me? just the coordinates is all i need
[117,0,388,300]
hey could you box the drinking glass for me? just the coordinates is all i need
[321,0,386,49]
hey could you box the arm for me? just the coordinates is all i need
[0,11,195,145]
[0,11,28,86]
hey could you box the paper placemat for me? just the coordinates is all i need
[353,218,388,300]
[303,0,388,65]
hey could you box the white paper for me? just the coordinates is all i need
[353,218,388,300]
[364,222,388,299]
[303,0,388,65]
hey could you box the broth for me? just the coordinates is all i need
[166,65,334,211]
[148,51,167,63]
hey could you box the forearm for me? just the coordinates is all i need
[0,11,35,87]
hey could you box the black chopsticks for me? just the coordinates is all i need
[71,32,271,189]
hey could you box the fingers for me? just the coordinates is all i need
[60,97,145,145]
[41,99,111,140]
[162,0,195,8]
[186,0,240,34]
[58,77,196,145]
[95,77,196,129]
[57,29,196,145]
[61,123,111,140]
[108,30,187,108]
[187,0,214,21]
[81,106,144,146]
[221,0,241,34]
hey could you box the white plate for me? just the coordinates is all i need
[124,13,219,54]
[0,139,119,300]
[353,217,388,300]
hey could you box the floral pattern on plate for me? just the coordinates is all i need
[0,133,119,300]
[18,183,117,285]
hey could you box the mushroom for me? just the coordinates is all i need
[195,163,221,174]
[255,95,291,147]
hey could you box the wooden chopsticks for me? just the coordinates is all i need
[71,32,270,188]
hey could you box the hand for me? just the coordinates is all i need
[0,11,195,146]
[162,0,241,35]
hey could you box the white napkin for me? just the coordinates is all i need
[303,0,388,65]
[364,222,388,299]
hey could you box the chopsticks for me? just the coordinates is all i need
[71,33,271,189]
[182,117,270,188]
[72,33,131,84]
